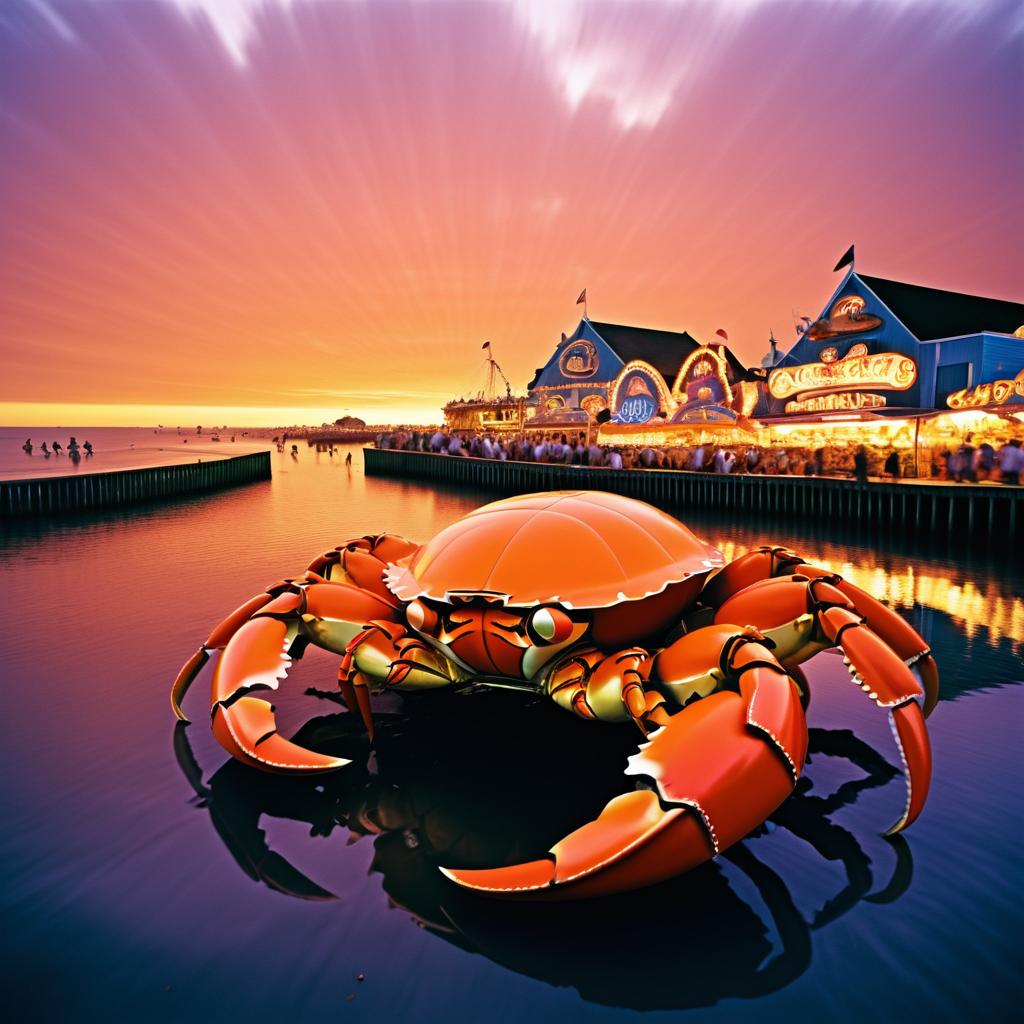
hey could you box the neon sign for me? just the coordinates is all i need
[806,295,882,340]
[785,392,886,415]
[832,295,866,318]
[671,345,733,408]
[559,339,598,378]
[769,353,917,400]
[610,361,673,424]
[946,369,1024,409]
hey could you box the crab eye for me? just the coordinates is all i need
[406,600,437,634]
[526,606,573,646]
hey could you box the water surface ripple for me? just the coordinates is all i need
[1,443,1020,1021]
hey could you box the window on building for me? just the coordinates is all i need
[936,361,971,399]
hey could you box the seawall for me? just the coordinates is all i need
[363,447,1022,548]
[1,451,272,518]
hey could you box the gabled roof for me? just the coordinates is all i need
[526,366,546,390]
[858,274,1024,341]
[527,319,757,390]
[589,320,759,383]
[587,320,702,381]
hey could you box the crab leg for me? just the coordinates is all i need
[182,581,400,772]
[442,634,806,899]
[172,582,300,721]
[714,576,932,834]
[702,547,938,716]
[211,612,348,772]
[798,568,939,717]
[545,647,668,732]
[307,533,420,600]
[176,530,417,722]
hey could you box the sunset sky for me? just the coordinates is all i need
[1,0,1020,426]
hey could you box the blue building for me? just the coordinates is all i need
[769,269,1024,416]
[528,318,752,422]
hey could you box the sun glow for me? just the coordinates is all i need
[0,402,441,429]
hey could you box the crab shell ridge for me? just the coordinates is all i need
[383,491,724,610]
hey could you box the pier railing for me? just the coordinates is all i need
[1,451,272,518]
[364,447,1022,547]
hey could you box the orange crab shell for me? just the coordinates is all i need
[382,491,724,611]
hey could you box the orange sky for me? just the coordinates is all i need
[2,0,1021,426]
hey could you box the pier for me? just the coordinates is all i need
[364,448,1022,548]
[0,451,272,518]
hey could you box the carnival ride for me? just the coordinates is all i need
[172,491,937,900]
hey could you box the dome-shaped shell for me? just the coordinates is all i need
[383,491,723,609]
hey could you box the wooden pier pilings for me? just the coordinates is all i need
[0,451,272,518]
[364,448,1023,548]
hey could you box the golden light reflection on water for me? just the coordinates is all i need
[708,537,1024,648]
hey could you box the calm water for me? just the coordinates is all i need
[0,443,1021,1022]
[0,426,271,479]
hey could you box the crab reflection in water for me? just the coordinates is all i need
[174,691,913,1012]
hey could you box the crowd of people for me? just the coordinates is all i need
[22,436,94,462]
[939,439,1023,485]
[376,428,1024,484]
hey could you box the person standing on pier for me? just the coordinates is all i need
[974,442,995,481]
[955,441,976,482]
[997,439,1022,485]
[854,445,869,483]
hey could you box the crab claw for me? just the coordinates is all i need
[442,655,805,899]
[820,607,932,833]
[171,591,281,721]
[887,702,930,835]
[212,616,349,773]
[799,569,939,717]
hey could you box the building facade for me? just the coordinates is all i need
[769,269,1024,416]
[528,318,759,424]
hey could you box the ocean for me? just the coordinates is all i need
[0,441,1020,1021]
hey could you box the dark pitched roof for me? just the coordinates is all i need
[587,321,702,382]
[858,274,1024,341]
[526,366,546,390]
[527,319,759,390]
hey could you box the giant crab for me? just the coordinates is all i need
[172,491,936,900]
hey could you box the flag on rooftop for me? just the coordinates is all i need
[833,244,855,272]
